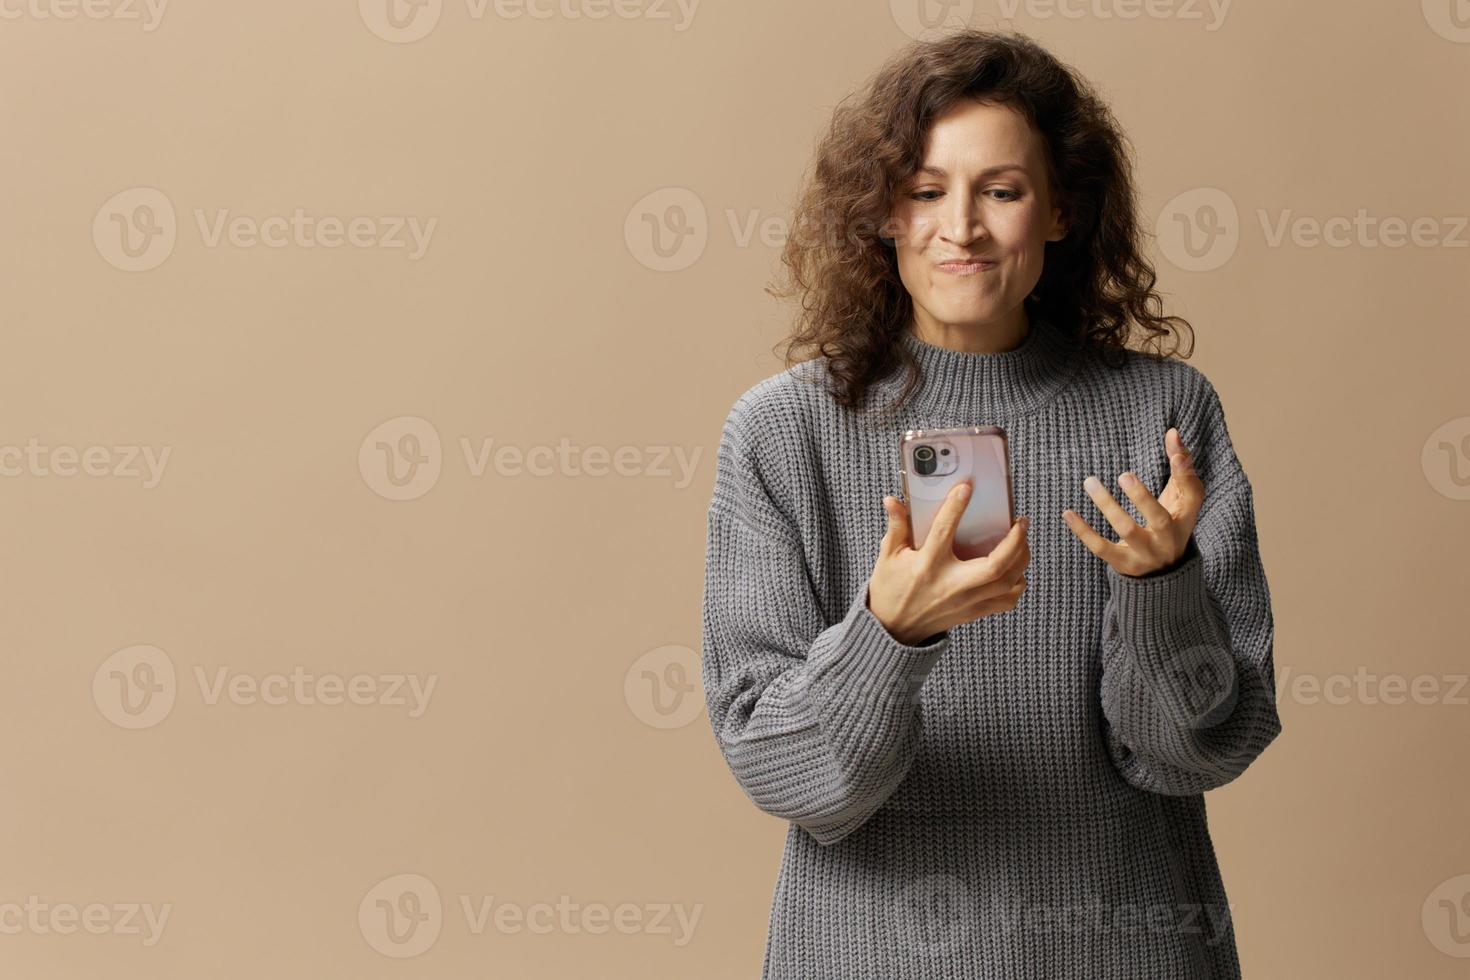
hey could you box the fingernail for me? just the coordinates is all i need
[1119,472,1136,487]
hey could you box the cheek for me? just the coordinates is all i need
[992,207,1050,254]
[894,218,938,281]
[900,212,941,247]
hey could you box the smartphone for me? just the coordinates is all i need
[899,425,1015,560]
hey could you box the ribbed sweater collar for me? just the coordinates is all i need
[876,316,1083,421]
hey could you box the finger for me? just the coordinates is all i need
[969,576,1028,618]
[1167,428,1201,483]
[1169,451,1201,494]
[1116,471,1171,529]
[879,496,912,557]
[1166,426,1186,459]
[921,479,972,557]
[1081,474,1145,544]
[958,514,1030,587]
[1061,509,1129,568]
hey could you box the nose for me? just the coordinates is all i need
[941,192,986,245]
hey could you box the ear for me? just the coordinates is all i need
[1046,205,1068,243]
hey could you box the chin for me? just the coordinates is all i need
[927,298,1007,327]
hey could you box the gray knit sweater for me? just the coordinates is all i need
[699,316,1282,979]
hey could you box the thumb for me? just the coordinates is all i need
[879,495,912,557]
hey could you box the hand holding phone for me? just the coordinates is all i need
[863,426,1031,646]
[867,482,1030,645]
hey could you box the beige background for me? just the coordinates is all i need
[0,1,1466,977]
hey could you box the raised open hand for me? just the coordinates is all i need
[1061,427,1203,577]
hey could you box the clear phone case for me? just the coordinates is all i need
[899,425,1015,560]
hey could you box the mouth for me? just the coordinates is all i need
[936,259,997,275]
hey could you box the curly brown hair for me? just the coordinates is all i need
[767,28,1193,412]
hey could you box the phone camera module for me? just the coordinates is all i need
[912,442,955,477]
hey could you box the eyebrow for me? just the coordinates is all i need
[914,163,1028,179]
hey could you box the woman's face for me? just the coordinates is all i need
[888,98,1066,341]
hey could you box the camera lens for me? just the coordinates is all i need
[914,444,937,477]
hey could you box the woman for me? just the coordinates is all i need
[699,28,1282,980]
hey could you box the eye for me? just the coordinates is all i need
[988,188,1021,202]
[910,190,942,202]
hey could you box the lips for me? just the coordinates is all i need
[937,258,996,272]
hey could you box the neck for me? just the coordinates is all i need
[873,312,1083,422]
[909,307,1030,355]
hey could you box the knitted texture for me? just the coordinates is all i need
[700,317,1282,979]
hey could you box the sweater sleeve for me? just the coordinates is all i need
[1097,372,1283,795]
[700,397,950,845]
